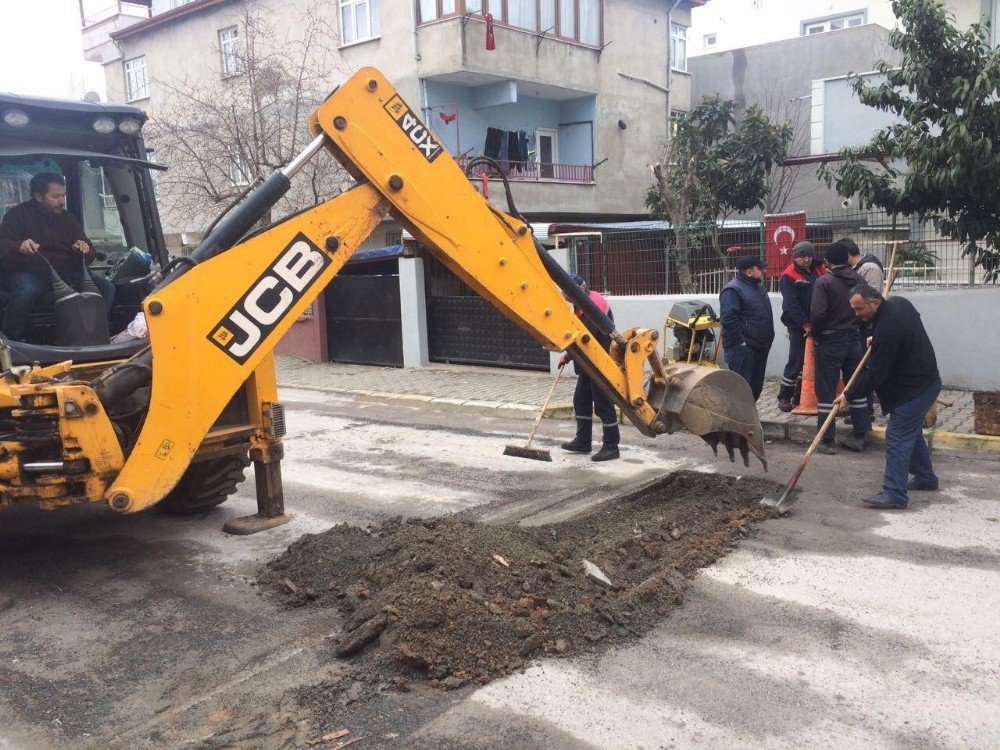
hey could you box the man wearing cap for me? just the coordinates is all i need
[809,240,871,453]
[720,256,774,401]
[776,241,823,412]
[560,274,620,462]
[834,284,941,509]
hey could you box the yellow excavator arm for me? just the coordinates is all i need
[0,67,764,520]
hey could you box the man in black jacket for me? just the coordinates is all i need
[776,241,819,411]
[835,285,940,509]
[0,172,115,340]
[809,240,871,453]
[720,256,774,400]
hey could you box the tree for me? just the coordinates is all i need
[819,0,1000,278]
[646,98,791,292]
[147,1,352,236]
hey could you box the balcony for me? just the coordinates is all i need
[80,1,151,63]
[424,75,597,209]
[456,157,594,184]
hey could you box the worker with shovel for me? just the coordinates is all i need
[834,285,941,509]
[561,274,620,462]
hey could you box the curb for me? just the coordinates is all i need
[761,418,1000,454]
[279,382,1000,455]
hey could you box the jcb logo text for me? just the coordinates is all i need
[209,234,330,364]
[384,95,443,162]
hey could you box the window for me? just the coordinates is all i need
[418,1,603,46]
[703,33,717,49]
[670,23,687,72]
[340,0,380,44]
[124,56,148,102]
[229,149,252,186]
[219,26,241,77]
[168,0,191,8]
[801,11,866,36]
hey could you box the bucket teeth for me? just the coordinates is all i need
[739,441,750,468]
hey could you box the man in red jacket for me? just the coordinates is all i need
[560,274,620,462]
[0,172,115,340]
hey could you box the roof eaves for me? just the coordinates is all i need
[110,0,235,42]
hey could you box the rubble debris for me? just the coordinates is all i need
[261,471,778,709]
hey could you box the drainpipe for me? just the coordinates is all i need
[666,0,683,140]
[410,0,422,61]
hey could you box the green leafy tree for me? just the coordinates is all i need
[646,97,791,292]
[820,0,1000,278]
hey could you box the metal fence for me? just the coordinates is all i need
[557,209,991,296]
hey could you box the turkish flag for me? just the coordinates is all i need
[486,13,496,50]
[764,212,806,279]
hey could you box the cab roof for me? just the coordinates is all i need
[0,92,147,123]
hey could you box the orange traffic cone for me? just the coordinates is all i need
[792,336,844,416]
[792,336,819,416]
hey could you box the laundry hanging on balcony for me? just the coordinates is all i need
[484,127,531,174]
[438,111,457,124]
[485,13,496,50]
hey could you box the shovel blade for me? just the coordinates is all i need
[760,486,800,515]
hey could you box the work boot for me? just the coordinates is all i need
[591,445,620,462]
[816,442,837,455]
[907,478,940,491]
[862,492,908,509]
[561,439,591,454]
[777,398,793,413]
[838,434,867,452]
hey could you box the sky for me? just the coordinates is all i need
[1,0,106,100]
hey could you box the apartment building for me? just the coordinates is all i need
[690,0,987,56]
[81,0,707,370]
[84,0,707,242]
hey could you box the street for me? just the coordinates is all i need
[0,386,998,750]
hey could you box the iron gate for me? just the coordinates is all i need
[325,272,403,367]
[424,255,549,371]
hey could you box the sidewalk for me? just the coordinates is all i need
[275,356,997,452]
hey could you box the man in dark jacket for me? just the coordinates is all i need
[809,240,871,453]
[0,172,115,340]
[777,240,821,411]
[836,285,940,509]
[720,256,774,400]
[560,275,620,462]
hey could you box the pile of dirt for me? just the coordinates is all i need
[259,471,777,700]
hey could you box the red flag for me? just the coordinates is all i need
[439,111,457,124]
[485,13,496,50]
[764,212,806,279]
[478,172,490,199]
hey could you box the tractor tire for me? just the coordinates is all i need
[157,452,251,516]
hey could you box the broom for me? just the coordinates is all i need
[503,361,567,461]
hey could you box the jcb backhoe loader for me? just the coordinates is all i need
[0,68,765,533]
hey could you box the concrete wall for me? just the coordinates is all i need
[550,289,1000,391]
[690,24,900,216]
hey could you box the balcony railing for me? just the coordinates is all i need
[82,1,151,27]
[456,157,594,184]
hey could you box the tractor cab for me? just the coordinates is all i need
[0,93,168,350]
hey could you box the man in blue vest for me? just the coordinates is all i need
[720,256,774,400]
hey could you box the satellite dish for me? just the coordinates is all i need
[83,91,102,103]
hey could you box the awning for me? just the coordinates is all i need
[401,221,551,244]
[0,147,167,171]
[348,244,404,264]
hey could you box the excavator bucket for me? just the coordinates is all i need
[649,363,767,470]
